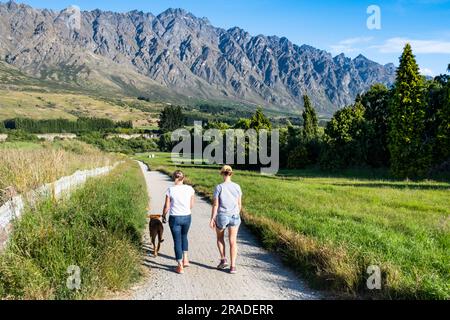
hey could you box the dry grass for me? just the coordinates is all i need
[0,90,157,121]
[0,140,117,196]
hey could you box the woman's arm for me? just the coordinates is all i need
[210,198,219,229]
[162,195,170,221]
[190,195,195,209]
[238,196,242,213]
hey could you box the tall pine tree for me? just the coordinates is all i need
[302,95,319,141]
[389,44,430,178]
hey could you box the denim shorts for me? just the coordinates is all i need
[216,214,241,230]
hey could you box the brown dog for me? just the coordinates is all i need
[149,215,164,257]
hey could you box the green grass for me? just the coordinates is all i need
[0,161,148,300]
[137,152,450,299]
[0,141,42,150]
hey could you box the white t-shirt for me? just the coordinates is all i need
[166,185,195,216]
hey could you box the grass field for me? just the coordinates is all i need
[0,141,42,150]
[0,90,162,122]
[137,153,450,299]
[0,161,148,299]
[0,140,118,196]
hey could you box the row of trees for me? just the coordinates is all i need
[3,117,133,133]
[285,44,449,178]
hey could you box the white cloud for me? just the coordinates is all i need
[372,38,450,54]
[420,67,435,76]
[330,37,374,54]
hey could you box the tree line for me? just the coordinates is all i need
[284,44,449,179]
[2,117,133,134]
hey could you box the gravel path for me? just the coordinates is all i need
[128,162,321,300]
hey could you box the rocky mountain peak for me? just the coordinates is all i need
[0,2,396,114]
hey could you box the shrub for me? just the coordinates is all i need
[158,132,176,152]
[320,102,369,170]
[287,145,310,169]
[80,133,158,155]
[5,130,39,142]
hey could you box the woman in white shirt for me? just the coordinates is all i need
[162,170,195,274]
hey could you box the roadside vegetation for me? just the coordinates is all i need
[0,140,117,197]
[0,161,148,299]
[137,153,449,299]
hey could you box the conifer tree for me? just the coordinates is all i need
[249,107,272,131]
[302,95,319,141]
[389,44,429,178]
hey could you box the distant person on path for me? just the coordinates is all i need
[210,165,243,274]
[163,170,195,274]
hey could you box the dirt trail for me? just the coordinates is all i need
[127,162,320,300]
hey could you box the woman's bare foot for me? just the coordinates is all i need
[176,265,184,274]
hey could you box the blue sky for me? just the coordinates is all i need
[15,0,450,75]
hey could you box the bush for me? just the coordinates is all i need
[0,162,147,299]
[80,133,158,154]
[287,145,310,169]
[158,132,176,152]
[5,130,39,142]
[320,102,369,170]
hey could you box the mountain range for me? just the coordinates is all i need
[0,1,397,115]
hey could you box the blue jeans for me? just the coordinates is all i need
[169,215,192,262]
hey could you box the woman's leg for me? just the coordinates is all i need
[169,216,183,265]
[216,228,226,260]
[229,226,239,268]
[181,216,191,265]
